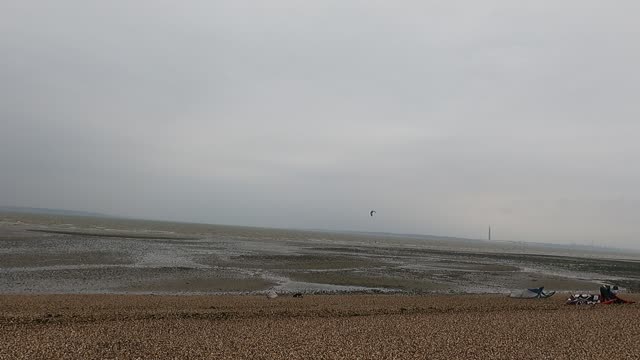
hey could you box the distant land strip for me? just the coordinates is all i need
[28,229,197,240]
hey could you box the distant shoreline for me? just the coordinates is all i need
[2,209,639,256]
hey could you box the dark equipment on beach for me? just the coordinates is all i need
[598,285,633,304]
[566,285,634,305]
[293,293,303,298]
[370,210,376,217]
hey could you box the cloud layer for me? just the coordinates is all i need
[2,1,639,247]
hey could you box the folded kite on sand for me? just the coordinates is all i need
[509,287,556,299]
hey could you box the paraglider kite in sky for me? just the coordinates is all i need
[370,210,376,217]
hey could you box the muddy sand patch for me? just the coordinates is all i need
[288,272,447,291]
[0,251,133,268]
[199,254,386,270]
[121,277,276,293]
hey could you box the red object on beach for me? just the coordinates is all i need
[600,297,635,305]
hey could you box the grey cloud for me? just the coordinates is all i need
[2,1,640,248]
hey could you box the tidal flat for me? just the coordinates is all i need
[1,212,639,295]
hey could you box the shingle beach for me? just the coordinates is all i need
[1,294,638,359]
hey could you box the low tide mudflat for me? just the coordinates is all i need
[2,212,640,295]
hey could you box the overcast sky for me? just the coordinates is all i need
[1,1,639,248]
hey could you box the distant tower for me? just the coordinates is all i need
[488,226,491,241]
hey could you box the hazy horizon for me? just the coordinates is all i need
[2,205,639,253]
[2,1,640,249]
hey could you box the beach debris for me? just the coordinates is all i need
[566,285,635,305]
[370,210,376,217]
[266,290,278,299]
[293,293,303,298]
[509,287,556,299]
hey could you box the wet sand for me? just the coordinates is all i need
[120,277,276,292]
[0,294,638,359]
[3,213,640,295]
